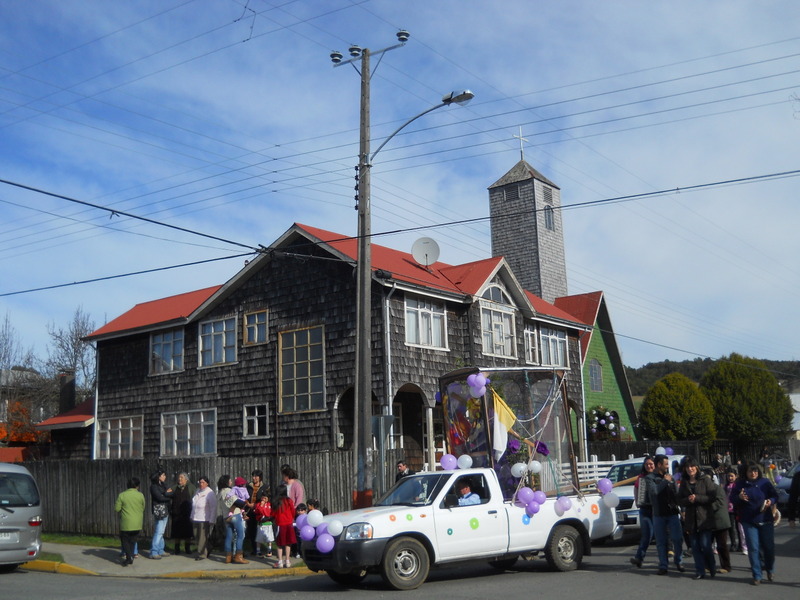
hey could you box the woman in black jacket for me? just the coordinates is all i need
[149,471,173,559]
[677,457,718,580]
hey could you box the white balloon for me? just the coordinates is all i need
[655,446,666,455]
[326,519,344,536]
[603,492,620,508]
[307,509,324,527]
[554,502,565,516]
[528,460,542,474]
[457,454,473,470]
[510,462,527,478]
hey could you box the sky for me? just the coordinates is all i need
[1,0,799,371]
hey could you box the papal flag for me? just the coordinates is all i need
[491,388,517,461]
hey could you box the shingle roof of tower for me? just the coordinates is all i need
[488,159,559,189]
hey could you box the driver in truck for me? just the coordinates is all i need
[456,478,481,506]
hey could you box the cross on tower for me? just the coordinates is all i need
[512,126,528,161]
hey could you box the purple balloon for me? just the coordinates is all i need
[435,391,442,403]
[526,500,540,516]
[315,533,335,553]
[557,496,572,511]
[474,374,486,387]
[441,453,458,470]
[517,486,534,504]
[315,522,329,537]
[599,419,606,425]
[665,447,674,456]
[466,374,477,387]
[296,513,308,530]
[533,490,547,505]
[597,478,613,495]
[299,525,316,541]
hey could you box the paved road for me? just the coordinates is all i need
[4,525,798,598]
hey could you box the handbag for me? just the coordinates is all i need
[153,502,169,519]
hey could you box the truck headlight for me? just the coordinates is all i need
[343,523,373,540]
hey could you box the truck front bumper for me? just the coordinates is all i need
[302,538,389,573]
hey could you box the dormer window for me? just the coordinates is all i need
[480,285,516,358]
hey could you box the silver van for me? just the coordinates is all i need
[0,463,42,572]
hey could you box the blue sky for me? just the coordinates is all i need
[1,0,799,370]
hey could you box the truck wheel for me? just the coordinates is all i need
[380,537,430,590]
[488,556,518,570]
[545,525,583,571]
[326,568,368,586]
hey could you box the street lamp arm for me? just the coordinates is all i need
[369,102,445,164]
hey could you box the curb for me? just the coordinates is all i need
[159,566,316,579]
[23,560,99,576]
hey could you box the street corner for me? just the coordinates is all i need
[22,559,98,576]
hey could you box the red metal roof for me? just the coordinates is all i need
[87,285,221,339]
[36,398,95,430]
[554,291,604,361]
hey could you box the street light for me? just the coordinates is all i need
[332,32,474,508]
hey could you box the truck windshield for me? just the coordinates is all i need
[376,473,450,507]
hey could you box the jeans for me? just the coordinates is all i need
[689,529,715,576]
[151,516,168,556]
[225,514,245,553]
[653,514,683,570]
[741,521,775,581]
[634,512,654,561]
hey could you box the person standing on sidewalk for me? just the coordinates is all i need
[650,454,685,576]
[191,476,217,561]
[732,461,778,585]
[149,470,173,559]
[629,456,655,568]
[171,472,195,555]
[115,477,145,567]
[272,483,297,569]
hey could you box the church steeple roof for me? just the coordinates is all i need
[488,159,559,190]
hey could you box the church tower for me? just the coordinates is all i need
[488,160,568,302]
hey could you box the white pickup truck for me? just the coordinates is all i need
[302,466,619,590]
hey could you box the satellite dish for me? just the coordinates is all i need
[411,237,440,267]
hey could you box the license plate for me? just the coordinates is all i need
[0,531,20,543]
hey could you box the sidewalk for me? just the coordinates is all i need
[23,543,317,579]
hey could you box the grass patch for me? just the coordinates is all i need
[36,551,64,562]
[42,533,126,548]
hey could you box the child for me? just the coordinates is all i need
[292,503,307,559]
[272,483,296,568]
[253,490,274,558]
[227,477,250,519]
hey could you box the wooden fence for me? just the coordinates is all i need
[24,450,404,537]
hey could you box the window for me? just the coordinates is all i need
[97,416,143,459]
[280,326,325,413]
[150,329,184,374]
[542,186,553,204]
[243,403,270,438]
[480,286,516,358]
[544,205,555,230]
[405,296,447,349]
[244,310,268,346]
[161,409,216,456]
[524,324,538,364]
[199,316,237,367]
[540,327,568,367]
[589,359,603,392]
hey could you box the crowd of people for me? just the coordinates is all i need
[114,463,325,568]
[628,452,790,585]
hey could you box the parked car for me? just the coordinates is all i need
[604,455,685,529]
[776,462,799,510]
[0,463,42,572]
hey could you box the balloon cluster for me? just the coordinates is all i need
[297,509,344,554]
[655,446,674,456]
[595,477,620,508]
[440,453,474,470]
[588,405,625,439]
[517,486,548,517]
[466,372,490,398]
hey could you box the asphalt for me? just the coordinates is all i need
[22,544,317,579]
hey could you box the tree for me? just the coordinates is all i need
[638,372,717,447]
[45,306,96,399]
[700,353,793,443]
